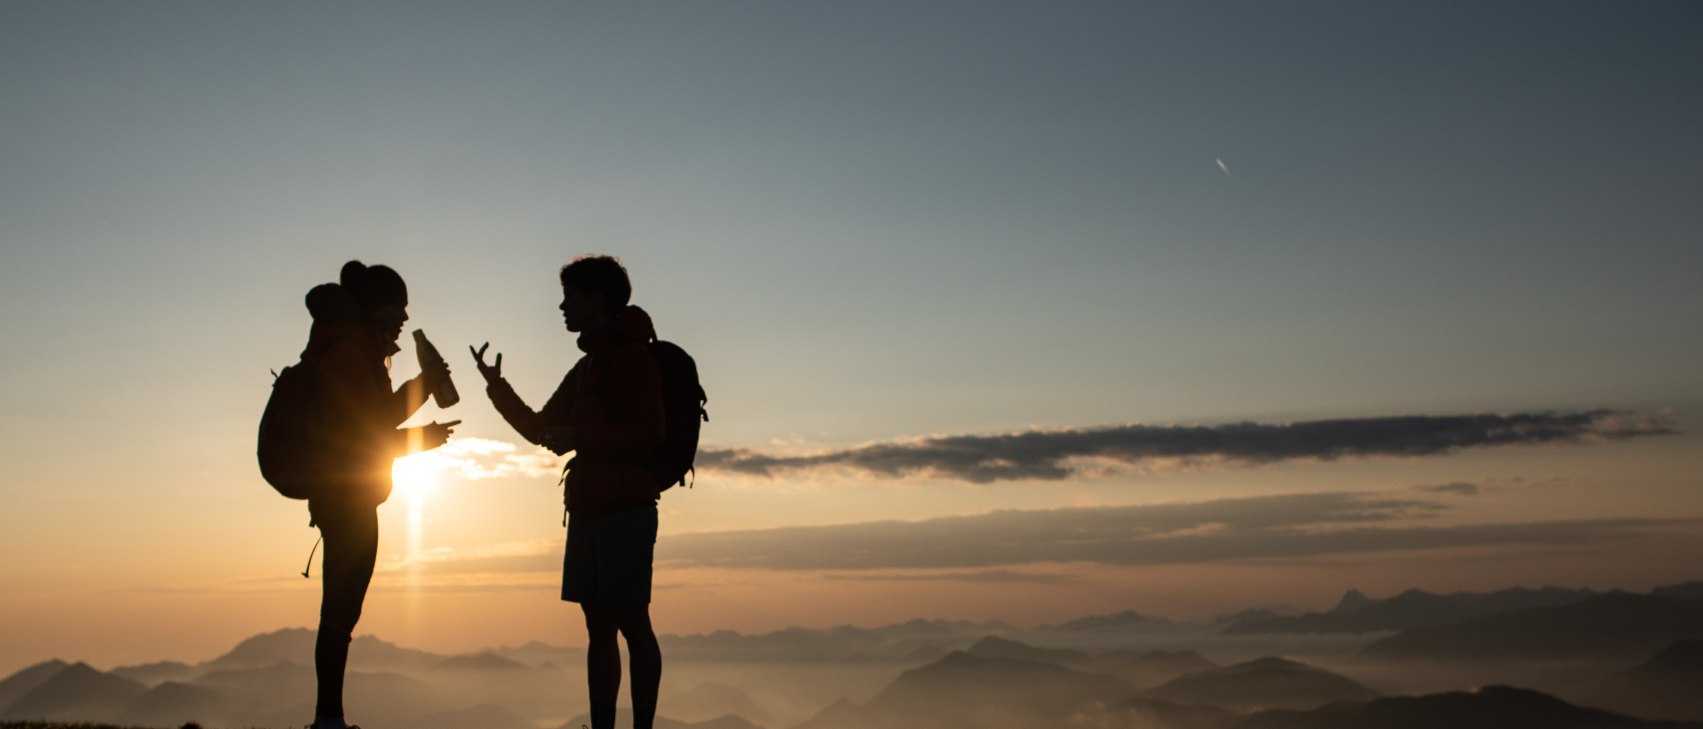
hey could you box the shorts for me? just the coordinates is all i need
[562,504,658,605]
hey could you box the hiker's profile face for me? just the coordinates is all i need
[371,304,407,343]
[560,285,606,333]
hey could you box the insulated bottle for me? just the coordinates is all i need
[412,329,460,408]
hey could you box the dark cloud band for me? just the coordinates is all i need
[697,410,1672,483]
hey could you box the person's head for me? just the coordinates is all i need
[558,255,630,332]
[340,260,409,343]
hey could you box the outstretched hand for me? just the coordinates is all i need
[470,342,503,384]
[421,419,460,450]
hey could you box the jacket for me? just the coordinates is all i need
[487,305,666,517]
[302,320,426,520]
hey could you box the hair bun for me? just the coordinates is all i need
[305,283,360,322]
[339,260,369,288]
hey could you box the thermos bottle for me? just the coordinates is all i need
[412,329,460,408]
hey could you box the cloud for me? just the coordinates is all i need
[1415,482,1480,496]
[697,410,1673,484]
[377,538,558,576]
[821,569,1079,584]
[404,437,563,481]
[653,491,1690,571]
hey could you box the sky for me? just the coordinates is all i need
[2,1,1701,677]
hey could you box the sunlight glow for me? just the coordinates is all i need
[392,452,443,503]
[391,452,444,644]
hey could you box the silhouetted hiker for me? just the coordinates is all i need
[298,261,458,729]
[472,255,667,729]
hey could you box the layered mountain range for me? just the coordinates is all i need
[4,580,1700,729]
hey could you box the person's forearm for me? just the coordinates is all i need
[393,426,431,455]
[391,374,431,419]
[486,377,547,445]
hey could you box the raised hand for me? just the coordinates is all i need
[470,342,503,384]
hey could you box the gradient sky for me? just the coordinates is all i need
[3,1,1701,677]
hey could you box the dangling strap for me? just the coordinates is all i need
[300,535,323,579]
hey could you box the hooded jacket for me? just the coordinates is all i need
[487,305,666,517]
[301,318,423,520]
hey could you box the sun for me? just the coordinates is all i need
[392,452,443,500]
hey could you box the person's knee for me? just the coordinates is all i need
[582,605,619,636]
[319,601,363,637]
[318,615,358,640]
[614,605,655,639]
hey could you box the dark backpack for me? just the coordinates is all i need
[256,361,325,500]
[646,340,707,491]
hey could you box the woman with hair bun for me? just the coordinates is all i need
[299,260,458,729]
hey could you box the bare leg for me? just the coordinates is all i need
[616,605,661,729]
[583,604,622,729]
[315,509,377,723]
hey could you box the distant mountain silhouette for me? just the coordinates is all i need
[108,660,197,686]
[197,651,574,725]
[13,588,1703,729]
[559,708,764,729]
[0,662,145,722]
[0,659,69,711]
[193,660,315,708]
[1360,593,1703,662]
[408,701,539,729]
[488,639,583,667]
[342,669,458,720]
[201,627,320,669]
[1633,639,1703,675]
[789,697,884,729]
[204,627,444,672]
[661,618,1005,663]
[1145,656,1379,712]
[868,651,1134,729]
[1651,582,1703,602]
[965,635,1092,665]
[0,650,582,728]
[115,680,236,727]
[1094,649,1219,687]
[1214,607,1293,625]
[431,651,531,672]
[665,681,774,724]
[1045,609,1172,631]
[1230,684,1703,729]
[1112,695,1236,729]
[192,660,459,727]
[901,643,954,664]
[1585,640,1703,721]
[421,659,574,723]
[1223,586,1597,635]
[1335,589,1378,614]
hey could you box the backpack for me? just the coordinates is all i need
[256,361,325,500]
[646,340,708,491]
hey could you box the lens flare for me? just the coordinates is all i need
[392,452,441,502]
